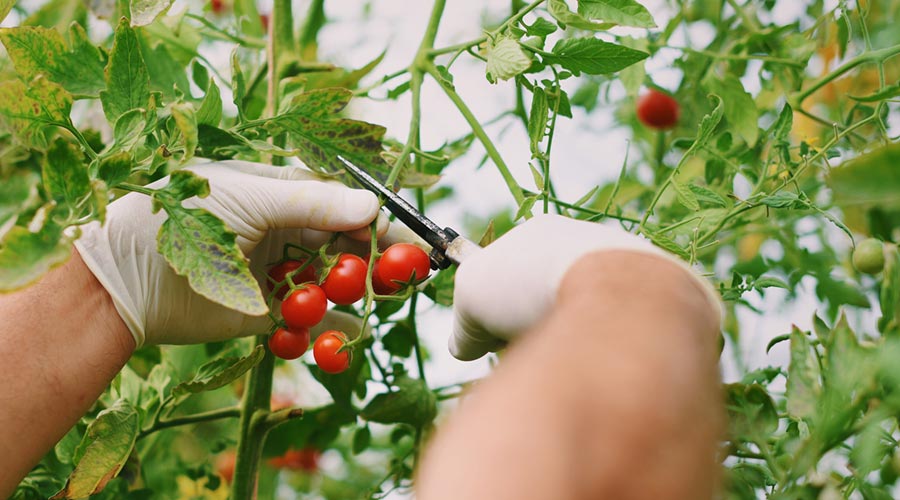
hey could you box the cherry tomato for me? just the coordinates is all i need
[268,327,311,360]
[267,259,317,300]
[314,330,351,374]
[636,90,680,130]
[210,0,226,14]
[280,285,327,329]
[259,13,270,32]
[377,243,430,290]
[268,448,320,472]
[366,256,395,295]
[215,450,236,484]
[852,238,885,274]
[321,254,367,305]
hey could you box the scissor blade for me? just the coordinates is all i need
[336,156,452,251]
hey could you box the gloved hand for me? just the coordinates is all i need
[75,160,389,347]
[450,214,722,361]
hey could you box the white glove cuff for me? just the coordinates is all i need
[75,225,146,348]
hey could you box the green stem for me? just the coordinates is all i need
[409,293,427,385]
[138,407,241,439]
[424,63,525,204]
[793,43,900,105]
[231,337,276,499]
[426,0,547,57]
[117,183,154,196]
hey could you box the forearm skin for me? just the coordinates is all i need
[0,250,134,497]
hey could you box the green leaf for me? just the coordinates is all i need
[704,75,758,147]
[100,19,150,123]
[265,89,386,174]
[172,345,264,395]
[0,222,72,292]
[196,80,222,127]
[687,183,727,208]
[829,142,900,209]
[672,181,700,211]
[485,36,532,83]
[577,0,656,28]
[547,0,614,30]
[382,323,414,358]
[170,102,198,162]
[644,229,689,260]
[772,104,793,142]
[0,0,12,22]
[724,383,778,439]
[136,31,191,101]
[785,327,821,420]
[352,426,371,455]
[423,266,456,307]
[43,138,91,208]
[151,172,267,316]
[0,173,40,237]
[0,24,106,98]
[231,50,246,123]
[849,82,900,103]
[758,191,806,209]
[51,400,139,499]
[879,246,900,335]
[687,95,724,155]
[361,375,437,427]
[753,276,789,290]
[112,108,147,152]
[0,76,72,149]
[525,18,558,36]
[543,37,648,75]
[130,0,172,26]
[528,87,548,155]
[514,195,537,221]
[98,152,135,188]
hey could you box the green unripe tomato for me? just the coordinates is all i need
[852,238,885,274]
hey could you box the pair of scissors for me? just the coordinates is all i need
[336,156,480,270]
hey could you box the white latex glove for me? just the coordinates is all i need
[75,160,389,347]
[450,214,722,361]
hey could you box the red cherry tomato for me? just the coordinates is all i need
[314,330,351,374]
[370,258,396,295]
[636,90,680,130]
[280,285,327,329]
[267,260,317,300]
[321,254,367,305]
[215,450,236,484]
[259,13,270,32]
[268,448,320,472]
[268,327,311,360]
[210,0,225,14]
[377,243,430,290]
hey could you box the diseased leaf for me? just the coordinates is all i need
[130,0,172,26]
[0,24,106,97]
[172,345,264,395]
[577,0,656,28]
[100,19,150,123]
[151,171,266,315]
[51,400,139,499]
[0,173,40,239]
[43,138,91,209]
[170,102,198,162]
[264,89,386,175]
[0,76,72,150]
[97,152,134,187]
[0,222,72,292]
[0,0,13,22]
[543,37,648,75]
[485,36,532,83]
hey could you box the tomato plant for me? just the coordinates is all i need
[377,244,431,291]
[321,254,368,305]
[268,327,311,360]
[313,330,351,375]
[2,0,900,498]
[280,285,327,329]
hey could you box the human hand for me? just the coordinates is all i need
[450,214,722,360]
[75,160,388,347]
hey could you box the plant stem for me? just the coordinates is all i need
[424,63,525,204]
[426,0,547,57]
[793,43,900,105]
[408,293,427,385]
[231,336,275,499]
[138,407,241,439]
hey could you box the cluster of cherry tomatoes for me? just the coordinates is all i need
[265,243,431,373]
